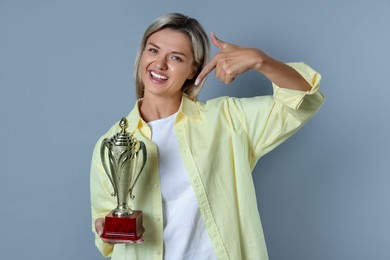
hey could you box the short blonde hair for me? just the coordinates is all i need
[134,13,210,100]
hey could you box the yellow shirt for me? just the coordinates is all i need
[90,62,324,259]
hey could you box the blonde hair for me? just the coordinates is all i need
[134,13,210,100]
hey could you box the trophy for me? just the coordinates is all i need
[100,117,147,242]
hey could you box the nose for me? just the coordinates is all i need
[155,56,168,70]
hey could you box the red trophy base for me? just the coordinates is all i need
[101,210,145,243]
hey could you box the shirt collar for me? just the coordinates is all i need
[126,99,144,134]
[178,95,200,119]
[126,95,200,132]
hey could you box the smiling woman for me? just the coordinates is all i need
[139,29,197,121]
[90,12,324,260]
[134,13,210,102]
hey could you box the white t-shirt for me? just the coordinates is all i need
[148,113,217,260]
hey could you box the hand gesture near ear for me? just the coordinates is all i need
[195,33,312,92]
[196,32,265,85]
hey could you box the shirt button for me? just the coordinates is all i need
[157,251,161,255]
[153,184,158,189]
[156,217,161,222]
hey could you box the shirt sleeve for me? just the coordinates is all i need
[231,62,324,166]
[90,137,115,257]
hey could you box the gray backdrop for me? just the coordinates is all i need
[1,0,389,259]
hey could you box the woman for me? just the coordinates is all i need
[90,13,324,260]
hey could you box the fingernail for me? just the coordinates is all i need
[195,78,201,86]
[98,230,103,237]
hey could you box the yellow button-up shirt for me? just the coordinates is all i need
[90,62,324,259]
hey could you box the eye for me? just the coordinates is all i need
[171,55,183,62]
[148,48,158,54]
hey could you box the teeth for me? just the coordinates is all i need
[151,71,168,80]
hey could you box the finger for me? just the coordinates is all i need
[210,32,238,51]
[216,66,235,84]
[210,32,225,50]
[95,218,105,237]
[195,56,218,86]
[224,76,236,85]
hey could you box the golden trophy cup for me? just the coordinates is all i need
[100,117,147,242]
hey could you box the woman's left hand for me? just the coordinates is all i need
[195,32,266,85]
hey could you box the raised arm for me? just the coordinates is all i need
[195,32,311,92]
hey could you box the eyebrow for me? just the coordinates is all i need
[147,42,188,57]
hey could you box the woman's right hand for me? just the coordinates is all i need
[95,218,115,245]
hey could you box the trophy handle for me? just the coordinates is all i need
[129,141,147,199]
[100,138,117,197]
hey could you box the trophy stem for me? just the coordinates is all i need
[113,203,134,217]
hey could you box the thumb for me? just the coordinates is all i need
[95,218,105,236]
[210,32,237,51]
[210,32,226,50]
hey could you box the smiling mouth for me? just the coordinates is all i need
[150,71,168,81]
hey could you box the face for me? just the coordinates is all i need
[140,28,196,100]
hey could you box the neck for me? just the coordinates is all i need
[140,94,182,122]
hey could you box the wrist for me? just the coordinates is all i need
[252,49,267,72]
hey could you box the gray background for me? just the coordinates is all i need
[1,0,389,259]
